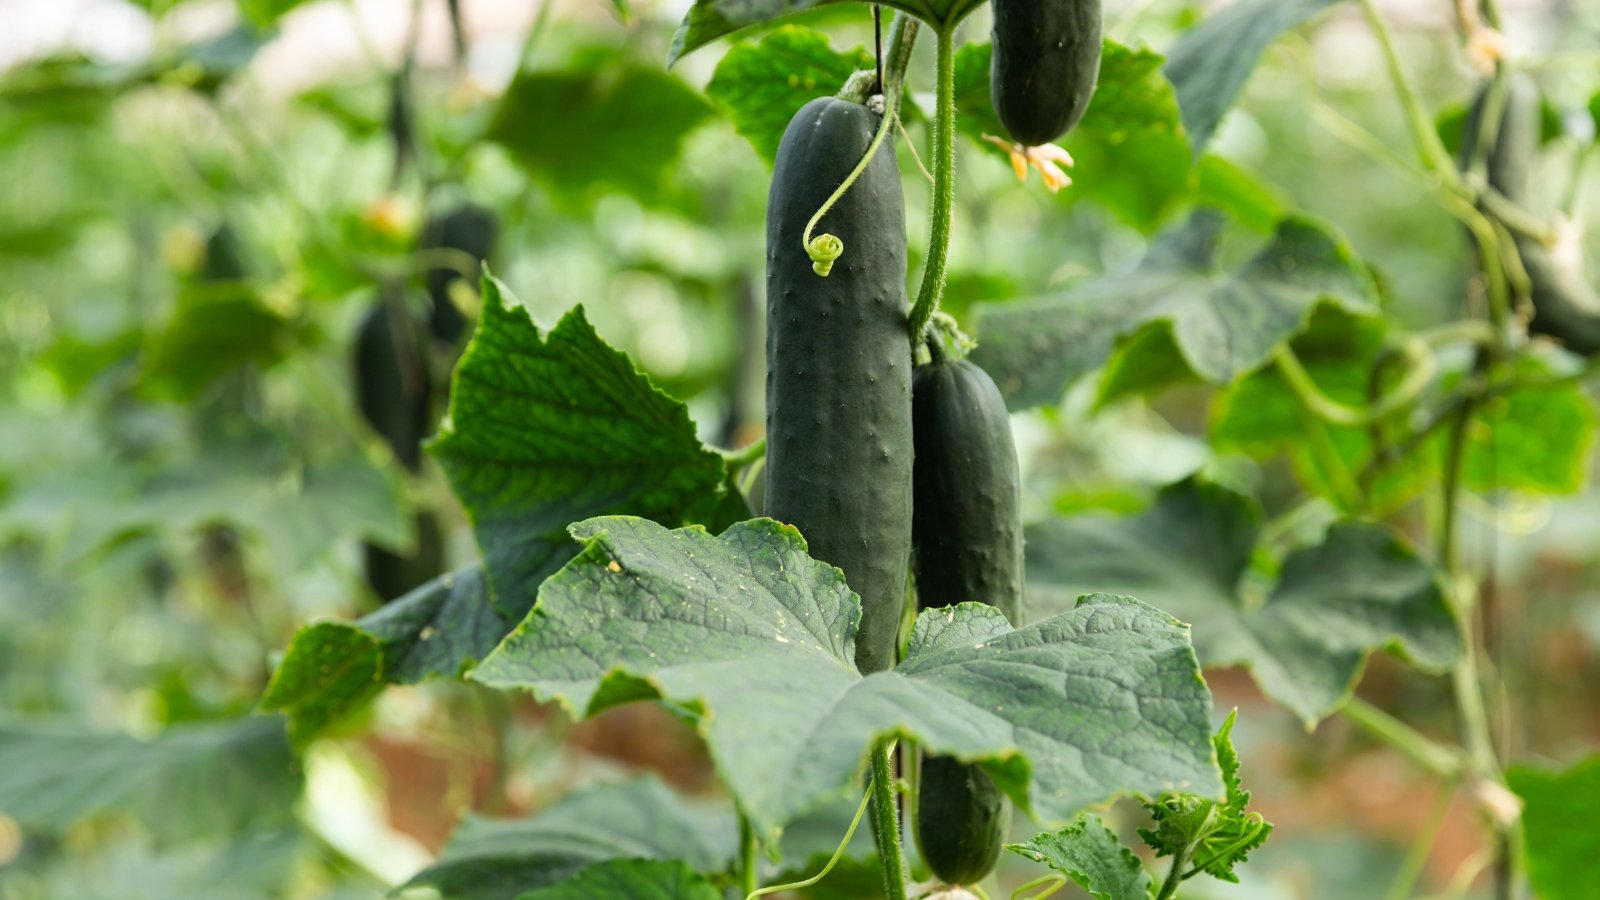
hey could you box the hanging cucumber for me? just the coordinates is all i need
[991,0,1103,147]
[422,203,499,346]
[1463,75,1600,355]
[909,351,1022,886]
[765,96,913,675]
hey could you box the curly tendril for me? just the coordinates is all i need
[801,93,899,279]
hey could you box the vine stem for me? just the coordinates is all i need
[869,739,908,900]
[1272,340,1437,428]
[740,812,760,896]
[1342,696,1464,779]
[908,26,957,343]
[1153,843,1190,900]
[720,437,767,469]
[1357,0,1460,179]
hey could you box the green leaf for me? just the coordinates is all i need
[1508,756,1600,900]
[1008,814,1153,900]
[972,213,1379,409]
[429,275,727,621]
[1165,0,1343,154]
[1140,711,1271,882]
[261,566,508,747]
[670,0,989,65]
[473,517,1223,837]
[1025,479,1462,725]
[1213,324,1598,505]
[1194,154,1285,233]
[139,283,300,400]
[953,41,1192,232]
[486,64,713,207]
[237,0,309,27]
[405,777,735,900]
[518,859,722,900]
[707,26,871,165]
[0,831,305,900]
[0,717,299,841]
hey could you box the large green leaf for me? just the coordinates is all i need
[1508,756,1600,900]
[518,859,723,900]
[405,777,736,900]
[954,41,1193,232]
[670,0,988,65]
[1212,321,1598,506]
[971,213,1379,409]
[0,717,299,841]
[473,517,1222,837]
[1025,478,1462,725]
[1008,814,1152,900]
[429,275,727,621]
[0,831,306,900]
[261,566,508,747]
[1165,0,1344,154]
[487,64,713,207]
[139,284,300,400]
[706,26,872,166]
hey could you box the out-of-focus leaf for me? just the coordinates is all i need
[405,777,736,900]
[237,0,310,28]
[1194,154,1285,232]
[1508,756,1600,900]
[487,65,713,207]
[706,25,871,165]
[139,283,300,400]
[1025,478,1462,725]
[971,213,1379,409]
[517,859,723,899]
[0,831,305,900]
[0,717,300,841]
[1165,0,1343,154]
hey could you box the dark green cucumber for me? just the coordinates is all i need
[910,355,1021,886]
[1463,76,1600,354]
[916,755,1008,886]
[765,96,913,675]
[910,357,1024,622]
[991,0,1103,147]
[355,300,444,601]
[422,203,499,345]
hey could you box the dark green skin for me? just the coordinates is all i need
[991,0,1103,147]
[916,754,1008,886]
[911,357,1024,623]
[1464,76,1600,354]
[766,96,913,676]
[910,357,1021,886]
[423,203,499,345]
[355,301,444,601]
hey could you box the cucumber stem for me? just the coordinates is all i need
[908,27,957,343]
[869,739,908,900]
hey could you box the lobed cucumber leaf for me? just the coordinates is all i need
[1009,814,1152,900]
[473,516,1223,838]
[707,25,872,166]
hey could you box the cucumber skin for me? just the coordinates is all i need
[916,755,1008,886]
[910,358,1021,886]
[910,359,1024,624]
[991,0,1103,147]
[765,97,913,676]
[1464,76,1600,354]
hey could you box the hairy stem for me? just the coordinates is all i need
[1153,843,1191,900]
[1358,0,1460,179]
[869,739,908,900]
[1342,696,1464,779]
[740,813,760,896]
[908,27,957,343]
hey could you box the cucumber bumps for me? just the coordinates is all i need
[1464,76,1600,354]
[991,0,1103,146]
[765,97,914,675]
[910,354,1023,886]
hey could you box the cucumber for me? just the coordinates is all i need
[910,354,1021,886]
[765,96,913,675]
[991,0,1103,147]
[422,203,499,345]
[916,754,1008,886]
[910,356,1024,623]
[1463,76,1600,355]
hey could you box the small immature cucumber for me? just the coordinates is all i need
[991,0,1103,147]
[910,355,1023,886]
[765,96,913,675]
